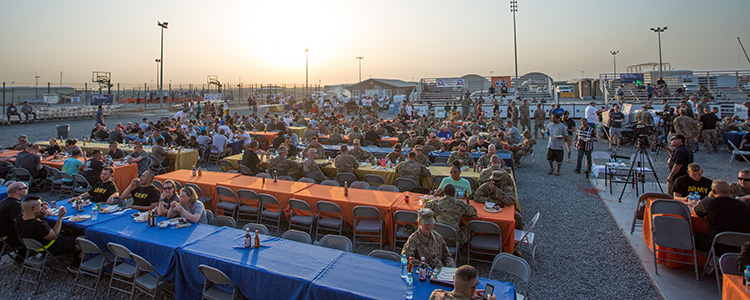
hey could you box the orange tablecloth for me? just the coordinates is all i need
[643,198,708,268]
[40,157,138,192]
[216,176,313,214]
[391,195,516,253]
[154,170,241,205]
[292,185,403,244]
[247,131,278,149]
[723,274,750,300]
[0,150,21,159]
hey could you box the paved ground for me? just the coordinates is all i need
[2,105,742,299]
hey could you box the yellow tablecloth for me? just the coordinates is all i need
[289,126,307,138]
[37,141,199,170]
[269,104,285,112]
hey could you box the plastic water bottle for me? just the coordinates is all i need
[91,205,98,221]
[404,273,414,300]
[400,254,408,279]
[745,265,750,292]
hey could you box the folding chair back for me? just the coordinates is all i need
[432,175,447,189]
[368,250,401,262]
[631,193,672,234]
[352,205,383,248]
[198,264,238,300]
[289,199,314,234]
[395,177,418,192]
[320,180,340,187]
[393,210,418,252]
[490,253,531,299]
[16,238,50,294]
[239,165,254,176]
[236,189,261,224]
[650,199,698,280]
[259,193,283,230]
[378,185,399,192]
[215,186,239,218]
[336,173,357,187]
[151,180,163,190]
[210,216,237,228]
[434,223,460,262]
[707,232,750,292]
[316,201,343,239]
[364,174,385,187]
[218,160,235,172]
[242,223,269,235]
[298,177,315,183]
[281,230,312,244]
[467,220,503,264]
[719,253,742,276]
[319,235,353,252]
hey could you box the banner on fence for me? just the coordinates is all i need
[619,73,644,84]
[435,78,466,88]
[435,107,446,118]
[204,93,223,101]
[43,93,60,104]
[91,94,114,105]
[491,76,512,89]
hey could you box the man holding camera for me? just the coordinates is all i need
[663,134,693,195]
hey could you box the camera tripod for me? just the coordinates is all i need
[617,136,664,202]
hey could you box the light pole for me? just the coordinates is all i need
[610,50,619,82]
[650,27,667,78]
[155,59,160,93]
[356,56,364,83]
[157,21,168,109]
[35,71,40,100]
[510,0,518,79]
[305,49,309,97]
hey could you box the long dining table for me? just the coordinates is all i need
[36,141,200,170]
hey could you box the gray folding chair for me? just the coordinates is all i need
[490,253,531,300]
[215,186,239,220]
[184,183,212,206]
[259,193,283,231]
[72,173,92,195]
[281,230,313,244]
[434,157,449,164]
[289,199,315,235]
[298,177,316,183]
[631,193,671,234]
[130,253,173,299]
[277,175,294,181]
[650,199,699,280]
[319,235,353,252]
[393,210,418,252]
[198,264,239,300]
[377,185,400,192]
[350,181,370,190]
[208,145,222,165]
[320,179,340,187]
[71,238,114,296]
[151,179,163,190]
[467,220,503,265]
[106,242,137,299]
[514,212,540,269]
[336,172,357,187]
[316,201,343,241]
[255,172,272,178]
[704,232,750,292]
[206,210,215,224]
[0,235,24,262]
[218,160,235,172]
[395,177,418,192]
[364,174,385,188]
[719,253,741,276]
[432,175,448,189]
[368,250,401,262]
[239,165,254,176]
[352,206,384,249]
[149,155,170,175]
[211,216,237,228]
[242,223,269,235]
[434,223,460,263]
[236,189,261,224]
[16,239,54,294]
[55,172,76,198]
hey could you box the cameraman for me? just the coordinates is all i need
[662,134,693,194]
[635,104,654,126]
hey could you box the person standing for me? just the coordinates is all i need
[673,108,700,152]
[561,111,576,163]
[584,101,598,137]
[574,118,594,174]
[663,134,693,195]
[533,103,546,139]
[546,113,568,176]
[607,104,625,151]
[95,105,105,127]
[698,107,720,153]
[519,99,531,132]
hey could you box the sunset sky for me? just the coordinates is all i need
[1,0,748,88]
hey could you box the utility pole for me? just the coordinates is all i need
[158,21,169,109]
[650,27,667,78]
[305,48,309,97]
[510,0,518,79]
[356,56,364,82]
[610,50,619,83]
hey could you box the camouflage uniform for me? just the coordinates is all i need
[428,290,473,300]
[385,151,407,164]
[730,182,750,199]
[519,102,531,132]
[447,151,475,167]
[401,230,455,269]
[673,115,700,150]
[533,109,546,138]
[511,138,536,163]
[302,144,326,157]
[478,165,501,186]
[268,155,302,177]
[636,110,654,125]
[302,129,318,141]
[349,147,374,162]
[334,153,359,174]
[414,153,431,167]
[476,153,507,169]
[395,160,431,183]
[423,196,478,245]
[402,137,420,148]
[473,181,515,207]
[696,101,710,117]
[510,104,519,127]
[302,158,328,182]
[253,122,266,131]
[348,132,364,143]
[329,132,344,145]
[423,139,445,152]
[317,126,330,135]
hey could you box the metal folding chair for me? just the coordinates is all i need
[319,235,353,252]
[289,199,314,235]
[281,230,312,244]
[467,220,503,265]
[241,223,269,235]
[368,250,401,262]
[198,264,239,300]
[315,201,343,241]
[393,210,418,252]
[352,206,383,249]
[490,253,531,300]
[259,193,283,231]
[650,199,699,280]
[71,238,114,296]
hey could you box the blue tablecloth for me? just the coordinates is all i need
[308,252,516,300]
[723,131,747,148]
[46,199,133,232]
[322,144,390,155]
[175,227,344,300]
[86,215,220,281]
[0,186,7,200]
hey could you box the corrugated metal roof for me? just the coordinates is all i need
[369,78,416,88]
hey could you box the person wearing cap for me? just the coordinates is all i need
[478,155,504,186]
[334,145,358,174]
[268,146,302,179]
[474,170,515,207]
[424,184,477,245]
[349,139,373,162]
[11,135,29,151]
[396,151,431,184]
[635,103,655,126]
[430,265,496,300]
[401,208,455,269]
[447,142,475,168]
[302,148,331,183]
[385,144,406,165]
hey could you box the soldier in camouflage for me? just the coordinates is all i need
[422,184,478,245]
[268,146,303,179]
[533,103,546,138]
[385,144,407,164]
[509,101,519,127]
[401,208,455,269]
[349,139,374,162]
[302,123,318,141]
[413,146,431,167]
[429,265,491,300]
[302,136,326,157]
[423,133,445,153]
[302,149,332,183]
[476,144,507,169]
[519,99,531,132]
[673,108,700,150]
[447,142,475,167]
[396,152,432,184]
[334,145,359,174]
[510,130,536,164]
[478,154,505,186]
[473,170,524,229]
[402,131,421,148]
[635,104,654,126]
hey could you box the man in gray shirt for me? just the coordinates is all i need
[504,120,523,145]
[126,142,150,175]
[546,113,568,175]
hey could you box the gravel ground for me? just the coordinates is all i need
[5,108,744,299]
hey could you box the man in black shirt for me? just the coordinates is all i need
[272,131,285,149]
[694,180,750,253]
[43,138,63,156]
[673,163,712,200]
[241,141,262,175]
[15,196,79,257]
[78,167,119,204]
[364,125,381,146]
[284,137,298,158]
[15,144,44,179]
[108,127,124,144]
[82,150,105,187]
[698,107,720,153]
[664,134,693,195]
[120,170,160,211]
[0,182,29,252]
[108,141,126,160]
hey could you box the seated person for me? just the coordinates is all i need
[11,135,30,151]
[77,167,119,204]
[241,141,263,175]
[673,163,712,200]
[61,149,84,182]
[302,149,332,183]
[430,265,496,300]
[424,184,478,245]
[730,169,750,204]
[694,180,750,253]
[120,171,160,211]
[166,186,208,224]
[395,152,431,184]
[385,144,406,164]
[15,196,81,259]
[349,139,373,162]
[510,130,536,165]
[155,180,180,216]
[401,208,455,269]
[82,149,105,187]
[0,182,29,256]
[6,103,22,122]
[333,145,359,174]
[474,170,524,229]
[108,141,126,160]
[438,162,473,194]
[43,138,63,156]
[447,142,475,168]
[302,136,326,157]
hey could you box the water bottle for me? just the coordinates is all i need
[400,254,408,279]
[404,273,414,300]
[745,265,750,292]
[91,205,98,221]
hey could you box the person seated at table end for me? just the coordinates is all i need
[425,184,477,245]
[447,142,475,168]
[303,149,331,183]
[334,145,359,174]
[694,180,750,254]
[120,170,160,212]
[429,265,496,300]
[349,139,373,163]
[437,162,473,195]
[77,167,119,204]
[241,141,263,175]
[672,163,712,201]
[385,144,406,164]
[302,136,325,158]
[156,180,180,216]
[402,208,455,269]
[108,141,126,161]
[15,196,82,270]
[396,151,431,185]
[730,169,750,204]
[167,186,207,224]
[43,138,63,157]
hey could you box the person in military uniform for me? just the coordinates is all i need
[696,97,710,118]
[413,146,431,167]
[533,103,546,138]
[510,130,536,165]
[268,146,303,179]
[673,108,700,151]
[635,104,655,126]
[509,101,519,127]
[474,170,524,230]
[329,127,344,145]
[334,145,359,174]
[423,184,478,245]
[730,169,750,204]
[396,152,431,184]
[461,96,471,119]
[478,155,504,186]
[302,149,331,183]
[385,144,407,164]
[349,139,374,162]
[519,99,531,133]
[447,142,475,168]
[476,144,506,169]
[348,126,364,143]
[302,136,326,157]
[429,265,495,300]
[302,123,318,141]
[402,131,421,148]
[423,134,445,153]
[402,208,455,269]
